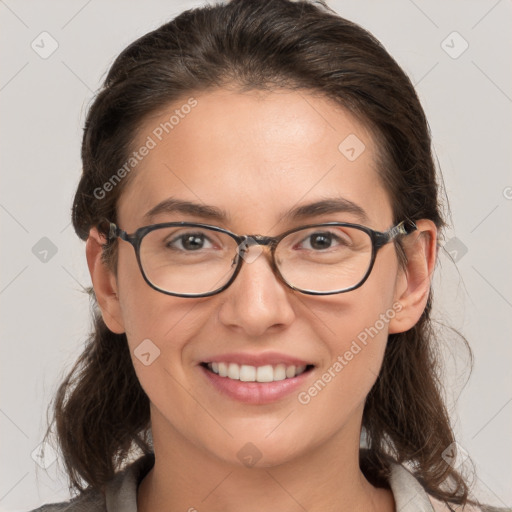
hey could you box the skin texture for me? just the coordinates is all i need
[86,88,437,512]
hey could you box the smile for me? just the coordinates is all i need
[203,362,312,382]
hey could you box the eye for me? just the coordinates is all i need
[166,231,216,251]
[298,230,352,251]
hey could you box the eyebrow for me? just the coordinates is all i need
[143,198,229,223]
[143,197,369,225]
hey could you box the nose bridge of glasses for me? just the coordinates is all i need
[241,234,274,247]
[238,234,277,252]
[236,234,278,268]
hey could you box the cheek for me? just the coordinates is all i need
[116,245,169,337]
[117,287,204,420]
[118,280,202,355]
[294,301,394,442]
[303,250,400,410]
[114,246,209,392]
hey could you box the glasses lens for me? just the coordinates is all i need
[139,226,239,295]
[276,225,373,293]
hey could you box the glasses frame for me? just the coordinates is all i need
[103,218,417,298]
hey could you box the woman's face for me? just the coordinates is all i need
[107,88,408,466]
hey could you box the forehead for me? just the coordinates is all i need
[117,88,392,232]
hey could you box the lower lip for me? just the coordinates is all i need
[200,365,313,405]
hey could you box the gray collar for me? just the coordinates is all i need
[388,462,435,511]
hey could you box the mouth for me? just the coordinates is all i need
[200,361,315,383]
[199,359,316,404]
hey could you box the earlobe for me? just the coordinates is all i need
[85,227,125,334]
[388,219,437,334]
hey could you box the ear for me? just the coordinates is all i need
[388,219,437,334]
[85,227,125,334]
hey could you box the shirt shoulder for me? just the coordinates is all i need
[28,490,106,512]
[388,462,511,512]
[430,497,512,512]
[28,453,155,512]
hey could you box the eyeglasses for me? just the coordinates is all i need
[102,219,417,298]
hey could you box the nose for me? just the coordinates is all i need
[217,244,296,337]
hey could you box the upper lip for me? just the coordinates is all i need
[200,351,315,367]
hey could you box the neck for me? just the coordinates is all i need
[137,409,395,512]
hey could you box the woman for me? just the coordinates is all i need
[31,0,508,510]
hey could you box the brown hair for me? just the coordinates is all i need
[48,0,477,507]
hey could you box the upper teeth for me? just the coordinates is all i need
[207,362,307,382]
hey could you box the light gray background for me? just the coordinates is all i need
[1,1,511,510]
